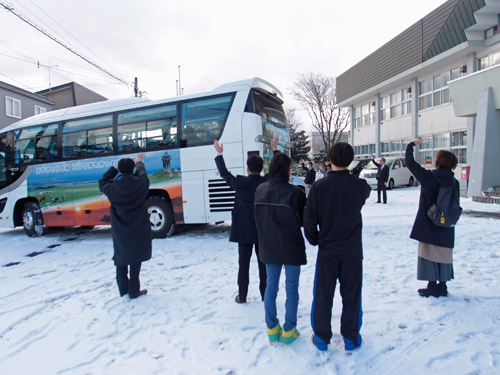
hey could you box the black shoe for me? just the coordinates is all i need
[376,201,381,203]
[437,283,448,297]
[418,283,440,298]
[235,295,246,304]
[129,289,147,299]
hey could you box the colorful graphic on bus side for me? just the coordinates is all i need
[27,150,182,227]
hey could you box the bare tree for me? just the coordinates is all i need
[290,72,350,153]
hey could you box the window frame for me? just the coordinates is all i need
[6,96,21,119]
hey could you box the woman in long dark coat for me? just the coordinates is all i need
[405,139,459,298]
[99,153,152,298]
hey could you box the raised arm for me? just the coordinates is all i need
[214,140,237,188]
[405,139,431,185]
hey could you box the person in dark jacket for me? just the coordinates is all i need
[370,152,389,203]
[301,160,316,196]
[213,140,272,304]
[406,139,459,298]
[254,152,306,345]
[305,143,371,352]
[99,153,152,299]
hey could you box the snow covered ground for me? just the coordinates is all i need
[0,187,499,375]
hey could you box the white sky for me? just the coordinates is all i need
[0,0,447,125]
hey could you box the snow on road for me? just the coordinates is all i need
[0,187,499,375]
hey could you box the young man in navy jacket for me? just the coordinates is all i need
[304,143,371,352]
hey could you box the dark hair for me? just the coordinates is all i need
[118,158,136,174]
[327,142,354,167]
[380,158,386,163]
[268,153,292,181]
[435,150,458,170]
[247,155,263,174]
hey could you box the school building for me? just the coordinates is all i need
[337,0,500,198]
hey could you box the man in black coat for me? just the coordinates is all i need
[99,153,152,299]
[214,141,267,304]
[301,160,316,196]
[370,152,389,203]
[305,143,371,353]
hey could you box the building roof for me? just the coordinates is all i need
[0,80,56,105]
[36,81,107,101]
[337,0,486,103]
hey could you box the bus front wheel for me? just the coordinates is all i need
[22,201,46,237]
[146,197,175,238]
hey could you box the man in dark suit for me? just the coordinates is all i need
[370,152,389,204]
[301,160,316,196]
[213,141,267,303]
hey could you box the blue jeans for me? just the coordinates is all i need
[264,264,301,332]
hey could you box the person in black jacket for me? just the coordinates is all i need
[305,143,371,352]
[214,141,267,304]
[99,153,152,299]
[406,139,459,298]
[301,160,316,196]
[254,152,306,345]
[370,152,389,203]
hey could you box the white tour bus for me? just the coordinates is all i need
[0,77,290,238]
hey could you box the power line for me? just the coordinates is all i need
[24,0,118,76]
[0,1,130,86]
[0,50,120,85]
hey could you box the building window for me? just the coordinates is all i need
[353,106,361,128]
[432,72,450,106]
[418,79,433,110]
[390,91,401,118]
[402,88,412,115]
[380,95,390,121]
[369,101,376,124]
[479,51,500,70]
[34,105,47,115]
[433,133,450,148]
[485,24,499,39]
[6,96,21,118]
[451,131,467,147]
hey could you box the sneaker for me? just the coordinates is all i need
[311,334,328,351]
[129,289,147,299]
[281,327,300,345]
[266,323,281,344]
[344,334,362,352]
[235,295,246,304]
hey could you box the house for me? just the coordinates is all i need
[36,82,107,110]
[0,80,55,131]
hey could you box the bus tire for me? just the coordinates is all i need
[146,197,175,239]
[22,201,46,237]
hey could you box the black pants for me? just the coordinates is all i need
[116,262,142,297]
[238,243,267,300]
[377,181,387,203]
[311,255,362,343]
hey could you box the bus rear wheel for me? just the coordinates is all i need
[22,201,46,237]
[146,197,175,238]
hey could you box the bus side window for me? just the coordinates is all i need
[180,94,234,147]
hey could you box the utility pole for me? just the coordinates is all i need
[178,65,182,96]
[134,77,139,97]
[37,60,57,88]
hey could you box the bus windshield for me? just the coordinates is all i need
[246,89,289,153]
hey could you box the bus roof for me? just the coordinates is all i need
[1,77,283,133]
